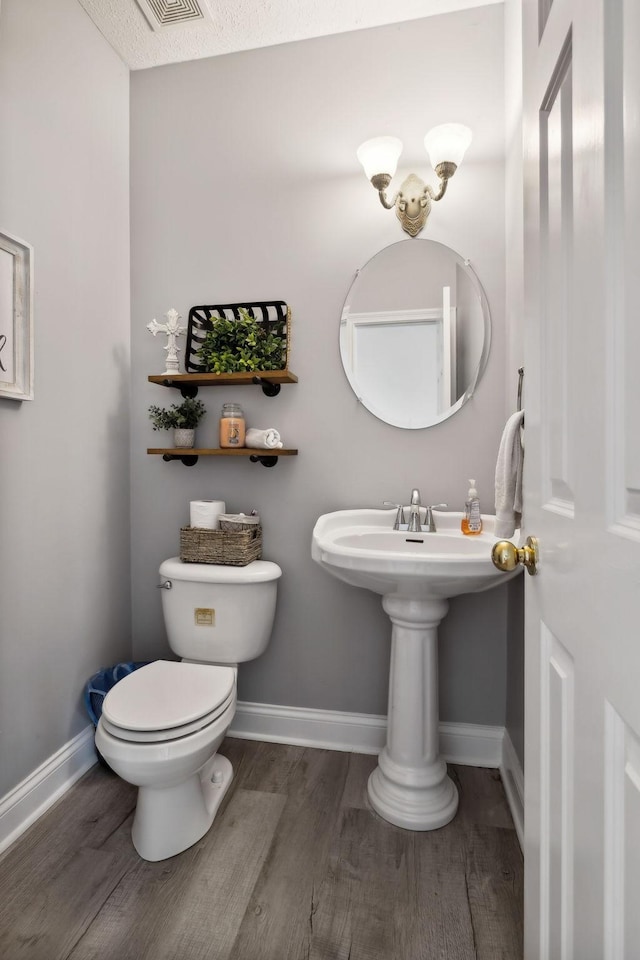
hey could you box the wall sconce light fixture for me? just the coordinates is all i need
[357,124,472,237]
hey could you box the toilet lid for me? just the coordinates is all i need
[159,557,281,584]
[101,660,235,733]
[100,688,235,742]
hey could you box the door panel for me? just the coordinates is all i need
[540,626,574,960]
[604,704,640,959]
[522,0,640,957]
[610,0,640,533]
[539,39,574,513]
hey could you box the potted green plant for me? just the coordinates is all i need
[196,308,285,374]
[148,397,206,448]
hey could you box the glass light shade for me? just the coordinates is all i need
[356,136,403,180]
[423,124,473,169]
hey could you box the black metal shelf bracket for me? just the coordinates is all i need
[251,376,281,397]
[161,378,199,399]
[249,454,279,467]
[162,453,199,466]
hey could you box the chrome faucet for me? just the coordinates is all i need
[407,488,422,532]
[385,492,448,532]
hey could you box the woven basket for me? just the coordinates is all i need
[180,525,262,566]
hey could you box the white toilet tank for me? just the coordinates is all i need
[158,557,282,664]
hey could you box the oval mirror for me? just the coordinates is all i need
[340,239,491,429]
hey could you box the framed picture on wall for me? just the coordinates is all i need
[0,230,34,401]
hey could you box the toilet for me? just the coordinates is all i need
[95,556,281,861]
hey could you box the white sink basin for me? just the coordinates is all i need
[311,505,521,833]
[312,508,520,599]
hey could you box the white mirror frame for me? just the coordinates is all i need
[0,230,34,402]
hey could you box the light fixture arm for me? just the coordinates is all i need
[430,180,447,202]
[377,188,397,211]
[433,160,457,195]
[370,173,396,209]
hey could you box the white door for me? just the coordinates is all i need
[521,0,640,957]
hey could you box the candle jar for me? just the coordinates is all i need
[219,402,246,448]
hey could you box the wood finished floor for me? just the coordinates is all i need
[0,739,523,960]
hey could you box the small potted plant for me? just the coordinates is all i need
[148,397,206,448]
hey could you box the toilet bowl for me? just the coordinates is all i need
[95,558,281,861]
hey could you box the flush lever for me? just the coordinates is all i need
[156,580,172,590]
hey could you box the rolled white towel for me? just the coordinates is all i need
[245,427,283,449]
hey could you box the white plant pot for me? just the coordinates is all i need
[173,428,195,448]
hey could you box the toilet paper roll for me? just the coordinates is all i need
[190,500,226,529]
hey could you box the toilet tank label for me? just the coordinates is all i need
[194,608,215,626]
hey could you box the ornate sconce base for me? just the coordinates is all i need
[395,173,433,237]
[371,163,458,238]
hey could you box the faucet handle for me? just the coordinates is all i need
[383,502,406,530]
[423,503,448,533]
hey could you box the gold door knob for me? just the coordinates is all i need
[491,536,539,576]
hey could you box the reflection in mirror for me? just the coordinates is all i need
[340,239,491,429]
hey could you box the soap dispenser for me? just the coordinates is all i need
[461,479,483,535]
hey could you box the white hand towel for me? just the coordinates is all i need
[494,410,525,539]
[245,427,283,449]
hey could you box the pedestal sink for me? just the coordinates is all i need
[311,508,521,831]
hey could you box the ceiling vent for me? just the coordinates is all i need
[135,0,212,30]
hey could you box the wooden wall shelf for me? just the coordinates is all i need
[147,447,299,468]
[148,370,298,398]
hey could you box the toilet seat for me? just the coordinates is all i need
[100,660,236,744]
[100,689,235,743]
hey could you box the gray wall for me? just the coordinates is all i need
[130,6,510,724]
[0,0,131,795]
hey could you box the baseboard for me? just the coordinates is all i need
[0,725,97,858]
[231,701,505,767]
[230,701,387,755]
[439,721,504,767]
[500,728,525,850]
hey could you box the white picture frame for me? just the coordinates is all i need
[0,230,34,401]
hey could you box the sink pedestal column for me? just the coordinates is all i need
[368,594,458,831]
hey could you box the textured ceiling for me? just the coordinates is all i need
[77,0,502,70]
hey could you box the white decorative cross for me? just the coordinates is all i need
[146,308,187,376]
